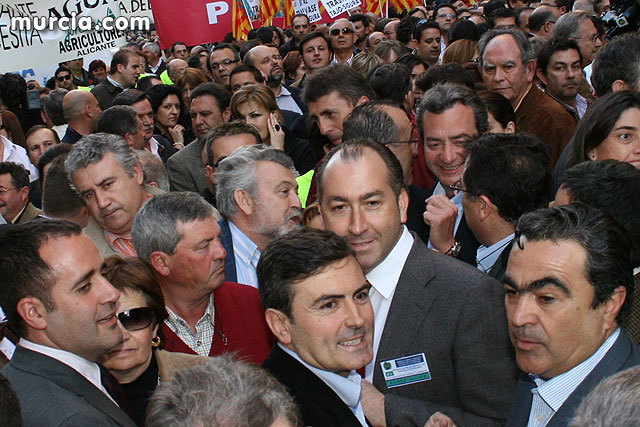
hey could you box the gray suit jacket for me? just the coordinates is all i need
[2,346,136,427]
[166,138,208,193]
[373,236,519,426]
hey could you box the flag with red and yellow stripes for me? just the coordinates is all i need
[260,0,282,24]
[388,0,423,14]
[364,0,383,15]
[233,0,252,41]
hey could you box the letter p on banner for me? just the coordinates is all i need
[206,1,230,23]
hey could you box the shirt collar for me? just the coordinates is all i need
[165,293,215,331]
[529,328,621,411]
[107,75,123,89]
[278,85,291,97]
[477,233,514,274]
[433,181,463,207]
[2,135,15,162]
[278,343,362,408]
[228,220,261,268]
[366,226,414,299]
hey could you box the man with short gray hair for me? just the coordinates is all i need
[329,18,358,65]
[216,144,302,287]
[131,192,272,363]
[479,29,576,165]
[142,42,166,75]
[65,133,162,258]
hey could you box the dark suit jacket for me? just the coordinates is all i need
[506,330,640,427]
[61,126,84,144]
[91,78,123,111]
[2,346,136,426]
[284,84,307,115]
[488,240,514,281]
[166,138,208,193]
[218,218,237,283]
[153,134,177,163]
[263,344,364,427]
[373,236,519,427]
[407,184,430,245]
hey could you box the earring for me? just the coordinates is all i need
[151,336,161,348]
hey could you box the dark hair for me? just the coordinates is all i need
[374,17,393,33]
[415,63,476,92]
[113,88,150,106]
[146,84,191,137]
[366,63,412,106]
[0,73,28,113]
[228,64,265,87]
[203,121,262,165]
[477,90,515,129]
[282,51,302,81]
[394,53,430,73]
[25,125,60,149]
[434,3,458,18]
[256,27,274,44]
[43,88,68,126]
[343,101,401,146]
[0,161,29,189]
[568,91,640,167]
[374,40,408,63]
[537,38,582,75]
[488,7,516,28]
[110,50,136,75]
[41,156,84,220]
[102,256,169,327]
[464,133,551,223]
[528,7,555,33]
[483,0,507,17]
[88,59,106,73]
[257,228,355,317]
[1,110,25,148]
[302,65,376,106]
[97,105,140,137]
[317,139,405,202]
[54,66,72,78]
[208,43,241,74]
[170,41,187,54]
[298,31,331,55]
[560,160,640,267]
[413,19,441,42]
[449,19,479,43]
[516,203,633,323]
[189,81,231,110]
[397,15,422,45]
[0,220,82,336]
[591,33,640,98]
[37,143,72,184]
[292,13,310,26]
[135,74,162,92]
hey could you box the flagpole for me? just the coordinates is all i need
[385,0,388,17]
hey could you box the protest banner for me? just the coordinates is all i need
[0,0,129,73]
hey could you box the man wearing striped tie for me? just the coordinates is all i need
[66,132,163,259]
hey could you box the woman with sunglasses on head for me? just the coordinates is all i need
[99,256,209,426]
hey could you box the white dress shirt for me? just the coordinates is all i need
[364,226,414,382]
[2,135,38,181]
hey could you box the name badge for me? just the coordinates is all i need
[380,353,431,388]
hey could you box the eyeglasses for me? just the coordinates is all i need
[57,74,72,82]
[0,187,18,194]
[395,138,420,145]
[211,58,239,69]
[577,34,600,44]
[116,307,156,331]
[330,27,354,36]
[437,13,456,19]
[448,184,468,195]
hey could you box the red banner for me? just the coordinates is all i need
[150,0,236,49]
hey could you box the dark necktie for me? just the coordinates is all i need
[99,364,133,418]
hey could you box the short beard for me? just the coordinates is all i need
[267,72,283,88]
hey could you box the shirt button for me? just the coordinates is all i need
[537,414,543,422]
[197,341,202,346]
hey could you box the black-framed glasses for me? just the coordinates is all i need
[57,74,72,82]
[395,138,420,145]
[330,27,354,36]
[211,58,239,69]
[116,307,156,331]
[448,184,468,195]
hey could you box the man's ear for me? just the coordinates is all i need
[536,69,548,87]
[355,95,370,107]
[18,185,29,203]
[16,297,48,331]
[234,189,254,216]
[525,59,537,83]
[478,195,494,221]
[132,162,144,185]
[264,308,293,345]
[124,132,135,148]
[149,251,171,277]
[603,285,626,331]
[222,107,231,122]
[611,79,630,93]
[398,188,409,224]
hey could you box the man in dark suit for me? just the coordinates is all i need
[0,220,136,426]
[418,83,487,266]
[503,203,640,426]
[259,227,374,427]
[459,133,552,280]
[317,140,519,426]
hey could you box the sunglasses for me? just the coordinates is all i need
[116,307,156,331]
[330,27,354,36]
[57,74,71,82]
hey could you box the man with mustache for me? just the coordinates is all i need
[503,203,640,427]
[244,45,305,115]
[260,228,375,426]
[537,38,588,120]
[215,145,302,288]
[66,133,164,259]
[131,192,272,363]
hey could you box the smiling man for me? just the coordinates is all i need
[66,133,162,259]
[215,145,302,288]
[0,220,136,426]
[260,228,374,426]
[503,203,640,427]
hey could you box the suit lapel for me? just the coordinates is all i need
[488,240,514,281]
[505,374,536,427]
[373,237,437,390]
[11,347,136,427]
[218,219,237,282]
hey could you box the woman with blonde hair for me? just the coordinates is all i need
[230,84,316,173]
[441,39,478,65]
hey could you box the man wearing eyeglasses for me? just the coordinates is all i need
[209,43,242,88]
[329,19,358,65]
[0,220,137,427]
[244,45,305,115]
[434,3,457,53]
[54,66,76,91]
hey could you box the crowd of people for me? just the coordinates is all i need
[1,0,640,425]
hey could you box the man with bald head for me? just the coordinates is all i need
[244,45,305,114]
[61,90,102,143]
[166,59,188,83]
[329,19,358,65]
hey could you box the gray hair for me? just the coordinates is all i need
[215,144,296,219]
[417,83,489,142]
[570,366,640,427]
[329,18,355,32]
[552,12,590,40]
[131,192,217,262]
[146,355,302,427]
[136,150,170,192]
[478,28,536,68]
[65,133,138,190]
[43,88,68,126]
[142,42,160,55]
